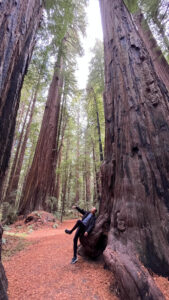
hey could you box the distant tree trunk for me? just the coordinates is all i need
[81,0,169,299]
[67,169,72,207]
[91,88,104,162]
[133,11,169,92]
[152,14,169,52]
[53,146,63,212]
[82,167,86,204]
[4,100,32,204]
[75,108,80,204]
[92,142,101,205]
[0,0,43,199]
[19,46,64,215]
[0,225,8,300]
[84,138,91,209]
[60,137,69,222]
[9,89,38,204]
[53,100,67,213]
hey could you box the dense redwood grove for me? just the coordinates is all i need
[0,0,43,199]
[81,0,169,299]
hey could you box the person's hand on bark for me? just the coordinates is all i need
[84,232,88,237]
[72,205,76,209]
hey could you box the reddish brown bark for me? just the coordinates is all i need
[19,50,64,215]
[4,100,32,204]
[0,225,8,299]
[9,91,38,204]
[0,0,42,198]
[81,0,169,299]
[134,11,169,92]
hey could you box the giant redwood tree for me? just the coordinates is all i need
[81,0,169,299]
[0,0,43,198]
[18,50,64,214]
[0,1,42,298]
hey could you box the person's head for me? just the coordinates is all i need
[90,207,97,214]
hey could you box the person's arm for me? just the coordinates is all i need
[72,205,86,215]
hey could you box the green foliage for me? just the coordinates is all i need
[125,0,169,55]
[1,202,18,224]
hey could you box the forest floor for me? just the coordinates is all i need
[2,218,169,300]
[3,219,119,300]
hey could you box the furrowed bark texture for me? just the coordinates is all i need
[9,91,38,204]
[81,0,169,299]
[4,99,31,204]
[0,225,8,300]
[0,0,42,198]
[19,55,63,215]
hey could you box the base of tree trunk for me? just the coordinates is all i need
[80,213,110,257]
[104,246,165,300]
[80,216,166,300]
[0,225,8,300]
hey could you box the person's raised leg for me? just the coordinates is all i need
[65,220,84,234]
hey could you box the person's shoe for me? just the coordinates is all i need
[65,229,72,234]
[71,257,78,264]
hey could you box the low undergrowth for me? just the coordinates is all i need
[2,233,30,261]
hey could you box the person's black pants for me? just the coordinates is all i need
[70,220,86,258]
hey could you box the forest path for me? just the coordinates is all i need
[4,219,118,300]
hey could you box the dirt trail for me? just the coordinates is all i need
[3,220,118,300]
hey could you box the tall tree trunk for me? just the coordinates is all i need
[67,169,72,208]
[4,100,32,204]
[91,88,104,162]
[9,89,38,204]
[152,14,169,52]
[84,137,91,209]
[133,11,169,92]
[75,107,80,204]
[53,145,63,212]
[0,0,42,198]
[60,137,69,222]
[0,225,8,300]
[19,48,64,215]
[81,0,169,299]
[92,142,101,205]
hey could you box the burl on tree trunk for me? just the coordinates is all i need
[81,0,169,299]
[0,225,8,300]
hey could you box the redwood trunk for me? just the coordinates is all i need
[133,11,169,92]
[75,108,80,204]
[9,90,38,203]
[84,138,91,209]
[4,99,31,204]
[92,143,101,205]
[0,0,42,198]
[53,146,63,212]
[60,137,69,222]
[19,51,64,215]
[81,0,169,299]
[93,90,104,162]
[0,225,8,300]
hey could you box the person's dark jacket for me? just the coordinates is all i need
[75,206,96,233]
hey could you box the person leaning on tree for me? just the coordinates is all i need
[65,205,97,264]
